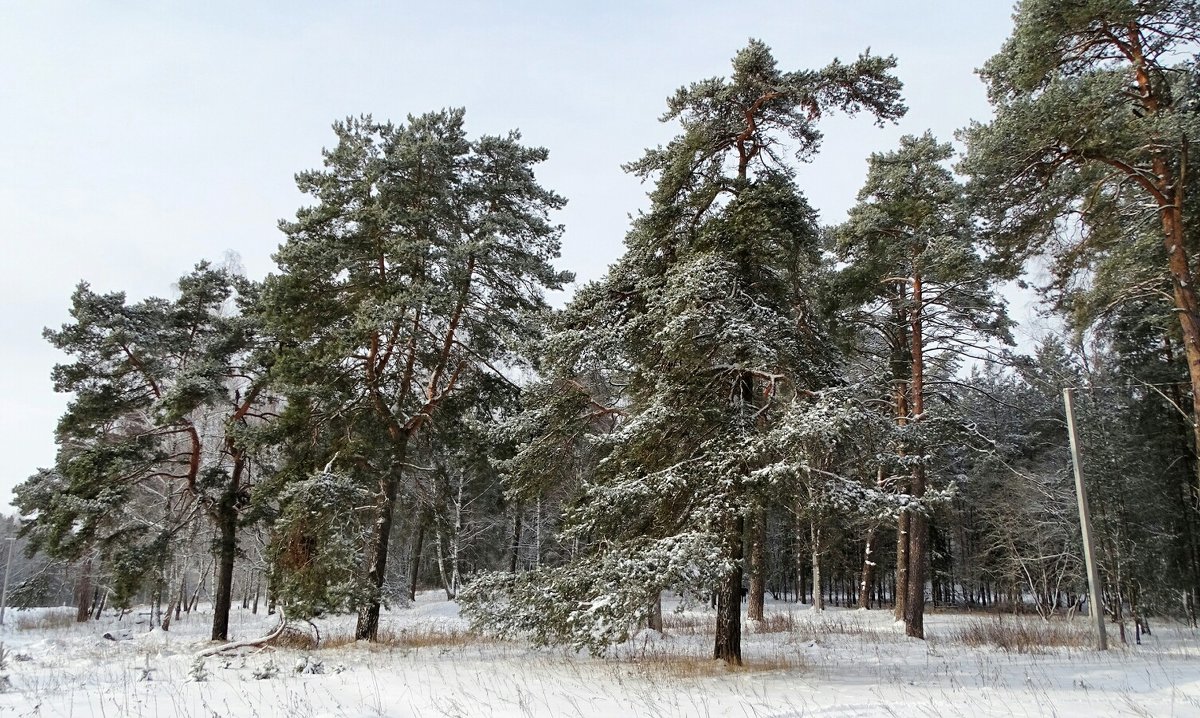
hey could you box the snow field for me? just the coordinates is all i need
[0,594,1197,717]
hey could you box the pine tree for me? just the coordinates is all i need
[462,40,904,664]
[262,110,569,640]
[836,133,1011,637]
[961,0,1200,471]
[16,262,271,639]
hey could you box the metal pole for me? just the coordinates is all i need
[1063,388,1107,650]
[0,537,14,627]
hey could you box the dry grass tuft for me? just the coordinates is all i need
[947,617,1092,653]
[271,625,319,650]
[661,612,714,636]
[316,631,358,650]
[803,614,878,638]
[316,625,490,650]
[629,650,804,677]
[751,612,796,634]
[376,625,488,649]
[16,609,76,631]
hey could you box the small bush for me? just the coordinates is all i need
[251,661,279,680]
[188,657,209,683]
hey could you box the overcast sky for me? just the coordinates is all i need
[0,1,1022,510]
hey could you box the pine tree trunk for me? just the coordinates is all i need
[798,558,807,604]
[534,495,543,568]
[648,591,663,632]
[858,525,877,609]
[895,512,909,621]
[892,283,912,623]
[904,272,928,639]
[795,496,807,604]
[713,514,744,665]
[356,438,409,641]
[408,514,427,601]
[450,473,464,598]
[811,520,824,611]
[509,502,522,573]
[75,558,92,623]
[748,507,766,621]
[904,499,928,638]
[211,469,240,641]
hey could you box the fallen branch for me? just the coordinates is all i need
[193,608,287,658]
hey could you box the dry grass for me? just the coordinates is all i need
[376,625,490,648]
[661,612,714,636]
[801,613,882,638]
[628,649,804,677]
[15,609,76,631]
[947,616,1092,653]
[751,612,796,634]
[665,609,894,642]
[271,625,320,650]
[313,624,492,650]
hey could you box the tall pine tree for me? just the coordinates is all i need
[263,110,569,640]
[837,133,1010,637]
[463,40,904,664]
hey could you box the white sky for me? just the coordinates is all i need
[0,1,1023,510]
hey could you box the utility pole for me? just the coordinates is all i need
[0,537,15,626]
[1063,388,1107,651]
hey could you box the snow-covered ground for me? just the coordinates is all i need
[0,594,1197,717]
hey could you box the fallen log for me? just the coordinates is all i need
[193,608,287,658]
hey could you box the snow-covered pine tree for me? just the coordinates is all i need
[462,40,904,664]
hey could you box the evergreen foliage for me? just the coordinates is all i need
[961,0,1200,475]
[461,40,904,664]
[16,263,272,638]
[261,109,570,639]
